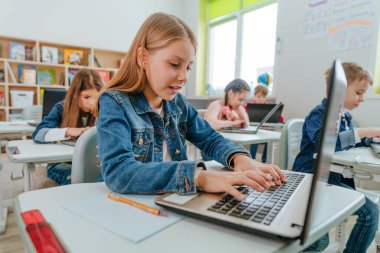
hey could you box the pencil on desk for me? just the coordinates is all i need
[108,192,167,217]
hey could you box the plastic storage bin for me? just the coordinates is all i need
[10,90,34,108]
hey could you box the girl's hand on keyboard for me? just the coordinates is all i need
[197,170,272,200]
[232,155,287,186]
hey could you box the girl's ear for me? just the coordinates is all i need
[227,90,233,98]
[137,47,147,69]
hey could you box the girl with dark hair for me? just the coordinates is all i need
[204,78,250,131]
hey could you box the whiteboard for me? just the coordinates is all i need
[274,0,380,127]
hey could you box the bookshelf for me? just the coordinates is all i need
[0,35,125,121]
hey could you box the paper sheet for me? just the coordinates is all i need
[64,193,183,243]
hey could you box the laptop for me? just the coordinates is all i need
[221,102,283,134]
[60,140,77,146]
[247,103,284,124]
[28,89,67,127]
[370,143,380,158]
[156,59,347,243]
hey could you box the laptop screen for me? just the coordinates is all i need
[42,89,67,118]
[300,59,347,244]
[246,103,284,123]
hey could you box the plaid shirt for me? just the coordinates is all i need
[292,98,371,186]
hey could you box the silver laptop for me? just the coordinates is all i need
[156,59,347,243]
[221,102,283,134]
[370,143,380,158]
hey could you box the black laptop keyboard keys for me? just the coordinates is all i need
[207,172,305,226]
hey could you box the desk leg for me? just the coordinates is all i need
[23,163,36,192]
[0,161,7,234]
[267,142,274,164]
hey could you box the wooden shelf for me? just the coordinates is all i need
[0,35,125,121]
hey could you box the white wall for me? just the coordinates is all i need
[0,0,198,94]
[274,0,380,127]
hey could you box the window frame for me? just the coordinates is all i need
[205,0,277,97]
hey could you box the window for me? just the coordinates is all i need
[240,4,277,94]
[206,2,278,95]
[207,19,237,92]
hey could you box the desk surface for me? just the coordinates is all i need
[0,124,35,134]
[6,140,74,164]
[15,168,364,253]
[333,147,380,173]
[220,129,281,145]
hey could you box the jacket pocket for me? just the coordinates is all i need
[131,132,153,162]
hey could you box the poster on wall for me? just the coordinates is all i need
[304,0,330,40]
[328,0,374,51]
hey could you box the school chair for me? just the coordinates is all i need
[21,105,42,122]
[71,127,101,184]
[278,118,304,170]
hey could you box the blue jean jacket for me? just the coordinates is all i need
[97,90,248,195]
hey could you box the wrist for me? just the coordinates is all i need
[228,152,251,170]
[195,162,207,192]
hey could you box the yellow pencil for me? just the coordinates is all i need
[108,192,167,217]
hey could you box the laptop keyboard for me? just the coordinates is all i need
[207,172,305,226]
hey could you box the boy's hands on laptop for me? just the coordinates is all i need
[196,155,287,201]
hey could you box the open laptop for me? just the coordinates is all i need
[247,103,284,124]
[28,89,67,126]
[156,59,347,243]
[221,102,283,134]
[370,143,380,158]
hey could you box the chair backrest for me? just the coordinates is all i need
[22,105,42,121]
[71,127,101,184]
[278,118,305,170]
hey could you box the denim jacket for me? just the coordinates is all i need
[32,101,64,143]
[97,90,248,195]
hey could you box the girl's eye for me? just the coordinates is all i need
[187,66,192,71]
[170,63,179,67]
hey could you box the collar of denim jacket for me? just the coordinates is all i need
[129,92,182,117]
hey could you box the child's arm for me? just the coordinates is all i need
[32,103,64,143]
[236,105,250,127]
[356,128,380,139]
[204,101,241,130]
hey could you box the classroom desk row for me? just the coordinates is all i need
[14,161,365,253]
[3,126,378,252]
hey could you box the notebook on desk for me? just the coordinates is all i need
[221,102,283,134]
[156,59,347,244]
[247,103,284,124]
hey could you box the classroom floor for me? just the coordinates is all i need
[0,149,377,253]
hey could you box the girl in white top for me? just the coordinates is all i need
[32,69,103,185]
[204,79,250,131]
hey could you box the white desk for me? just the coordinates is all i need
[0,122,36,233]
[6,140,74,191]
[221,129,281,163]
[0,122,36,140]
[332,147,380,184]
[14,162,364,253]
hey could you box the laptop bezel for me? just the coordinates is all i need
[247,103,284,123]
[299,59,347,244]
